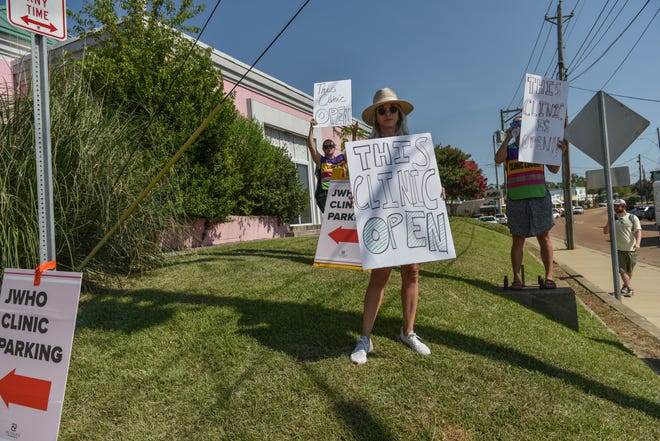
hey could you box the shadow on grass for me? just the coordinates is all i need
[157,247,316,270]
[77,287,660,423]
[197,247,315,266]
[588,337,636,355]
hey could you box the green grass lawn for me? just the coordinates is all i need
[61,218,659,440]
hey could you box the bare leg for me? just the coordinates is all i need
[511,235,526,283]
[536,231,554,281]
[360,267,392,337]
[621,271,633,289]
[400,263,420,334]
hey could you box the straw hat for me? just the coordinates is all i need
[361,87,414,126]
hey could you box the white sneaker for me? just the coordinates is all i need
[623,288,634,297]
[350,336,373,365]
[399,328,431,355]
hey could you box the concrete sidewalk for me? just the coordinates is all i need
[532,236,660,341]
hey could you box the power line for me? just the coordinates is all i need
[566,0,612,71]
[569,85,660,102]
[569,0,628,73]
[505,0,554,109]
[571,0,651,81]
[601,6,660,88]
[532,24,554,74]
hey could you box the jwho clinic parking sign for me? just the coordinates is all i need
[0,268,82,441]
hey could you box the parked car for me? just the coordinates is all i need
[572,206,584,215]
[598,202,607,207]
[479,215,498,224]
[552,208,561,218]
[630,206,654,221]
[494,214,508,225]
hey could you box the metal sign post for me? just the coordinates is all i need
[31,33,56,264]
[597,92,621,300]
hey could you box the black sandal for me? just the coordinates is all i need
[542,279,557,289]
[511,280,523,290]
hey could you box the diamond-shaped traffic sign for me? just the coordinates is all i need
[564,91,649,166]
[7,0,67,41]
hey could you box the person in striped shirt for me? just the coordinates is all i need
[495,115,567,290]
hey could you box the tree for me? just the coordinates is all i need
[68,0,305,222]
[571,173,586,188]
[434,145,487,201]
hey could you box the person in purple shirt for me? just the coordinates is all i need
[307,118,356,212]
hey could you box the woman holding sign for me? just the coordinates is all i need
[350,87,432,365]
[495,115,567,290]
[307,119,357,212]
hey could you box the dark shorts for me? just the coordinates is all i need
[506,192,554,237]
[315,188,327,213]
[617,250,637,273]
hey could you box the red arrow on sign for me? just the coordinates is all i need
[0,369,52,411]
[20,15,58,33]
[329,226,358,244]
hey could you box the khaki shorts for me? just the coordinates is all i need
[617,250,637,274]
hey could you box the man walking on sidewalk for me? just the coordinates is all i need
[603,199,642,297]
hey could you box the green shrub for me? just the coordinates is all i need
[0,69,183,274]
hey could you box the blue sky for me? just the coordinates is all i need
[66,0,659,187]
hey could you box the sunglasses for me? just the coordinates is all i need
[377,105,399,116]
[322,144,335,149]
[510,120,522,128]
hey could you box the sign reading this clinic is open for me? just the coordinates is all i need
[519,73,568,166]
[313,80,352,128]
[345,133,455,270]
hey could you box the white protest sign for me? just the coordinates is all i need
[313,180,362,270]
[345,133,456,270]
[0,268,82,441]
[313,80,352,128]
[519,73,568,166]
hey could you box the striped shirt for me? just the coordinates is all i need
[505,143,547,200]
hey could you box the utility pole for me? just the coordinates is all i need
[638,154,644,200]
[546,0,575,249]
[492,132,502,214]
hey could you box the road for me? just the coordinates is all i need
[550,207,659,267]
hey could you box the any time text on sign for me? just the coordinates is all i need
[7,0,67,40]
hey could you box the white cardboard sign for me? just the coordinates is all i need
[313,80,352,128]
[313,180,362,270]
[345,133,456,270]
[0,268,82,441]
[519,73,568,166]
